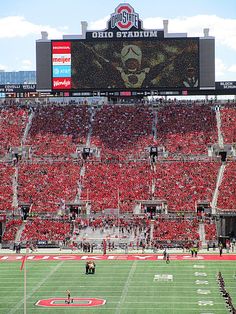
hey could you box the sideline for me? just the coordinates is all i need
[1,253,236,262]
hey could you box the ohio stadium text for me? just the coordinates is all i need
[91,30,160,39]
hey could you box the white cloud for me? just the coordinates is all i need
[215,58,227,78]
[0,16,65,39]
[228,65,236,73]
[89,16,110,30]
[90,14,236,52]
[20,59,33,70]
[144,15,236,52]
[0,64,8,71]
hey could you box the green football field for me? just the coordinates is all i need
[0,259,235,314]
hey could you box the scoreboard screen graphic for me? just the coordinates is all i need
[51,38,199,91]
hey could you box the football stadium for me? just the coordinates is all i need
[0,3,236,314]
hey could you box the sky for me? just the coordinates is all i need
[0,0,236,82]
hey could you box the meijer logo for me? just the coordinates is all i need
[110,4,139,30]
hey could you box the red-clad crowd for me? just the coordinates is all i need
[81,161,152,212]
[153,218,199,241]
[91,104,154,160]
[218,162,236,210]
[0,164,14,211]
[153,161,220,211]
[2,219,22,241]
[0,106,29,155]
[0,101,236,248]
[220,105,236,144]
[27,105,90,156]
[204,220,217,241]
[18,162,81,213]
[156,103,218,155]
[20,217,71,241]
[2,215,219,244]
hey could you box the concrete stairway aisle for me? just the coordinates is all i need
[211,164,226,215]
[22,109,35,145]
[199,222,206,247]
[12,166,19,212]
[215,107,224,148]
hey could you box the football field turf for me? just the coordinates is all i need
[0,256,235,313]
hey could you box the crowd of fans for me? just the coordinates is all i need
[18,162,81,213]
[0,101,236,246]
[91,104,154,160]
[0,164,14,211]
[218,162,236,210]
[20,217,71,242]
[156,103,218,155]
[220,106,236,144]
[152,161,220,211]
[0,106,28,156]
[75,215,150,234]
[27,105,90,157]
[81,161,152,212]
[204,219,217,241]
[153,217,199,242]
[2,219,22,241]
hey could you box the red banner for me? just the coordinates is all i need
[52,41,71,54]
[53,78,71,90]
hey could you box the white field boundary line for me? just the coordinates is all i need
[8,307,227,313]
[7,261,64,314]
[115,260,137,314]
[0,293,224,297]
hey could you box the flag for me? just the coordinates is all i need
[20,255,26,271]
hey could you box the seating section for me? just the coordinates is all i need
[153,161,219,211]
[204,220,217,241]
[27,105,90,156]
[20,218,71,241]
[2,219,22,241]
[217,162,236,210]
[220,106,236,143]
[0,164,14,211]
[91,104,154,160]
[153,218,199,241]
[156,104,218,155]
[18,162,81,213]
[0,106,28,155]
[81,162,152,212]
[1,101,236,246]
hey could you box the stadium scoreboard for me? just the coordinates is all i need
[36,3,215,96]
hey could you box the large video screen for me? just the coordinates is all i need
[52,38,199,91]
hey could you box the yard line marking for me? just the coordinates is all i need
[115,260,137,314]
[7,261,64,314]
